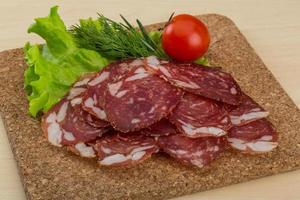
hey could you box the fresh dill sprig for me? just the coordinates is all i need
[70,15,167,60]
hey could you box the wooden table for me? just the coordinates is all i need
[0,0,299,199]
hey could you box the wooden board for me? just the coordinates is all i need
[0,14,299,200]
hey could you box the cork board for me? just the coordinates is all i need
[0,14,299,200]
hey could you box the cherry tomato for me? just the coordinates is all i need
[162,14,210,62]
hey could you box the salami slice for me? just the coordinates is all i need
[82,59,143,120]
[169,93,231,138]
[84,112,110,128]
[227,119,278,153]
[74,105,110,128]
[158,135,227,168]
[94,131,159,166]
[141,119,178,137]
[41,76,110,152]
[144,56,242,105]
[229,93,269,126]
[60,102,109,145]
[105,65,183,132]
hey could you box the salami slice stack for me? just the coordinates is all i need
[42,56,278,168]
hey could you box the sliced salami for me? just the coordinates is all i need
[94,131,159,166]
[82,59,142,120]
[144,56,242,105]
[229,93,269,126]
[227,119,278,153]
[74,106,110,128]
[169,93,231,138]
[105,65,183,132]
[141,119,178,137]
[84,113,110,128]
[41,76,110,152]
[158,135,227,168]
[60,103,110,145]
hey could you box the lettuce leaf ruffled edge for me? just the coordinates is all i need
[24,6,108,117]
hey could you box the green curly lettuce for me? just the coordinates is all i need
[24,6,108,117]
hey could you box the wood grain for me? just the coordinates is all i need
[0,1,300,200]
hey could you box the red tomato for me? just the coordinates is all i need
[162,14,210,62]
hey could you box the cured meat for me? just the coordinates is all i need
[229,93,269,126]
[227,119,278,153]
[94,131,159,166]
[169,93,231,138]
[74,106,110,128]
[60,102,109,145]
[41,76,110,152]
[41,56,278,167]
[158,135,227,168]
[67,142,96,158]
[105,65,183,132]
[141,119,178,137]
[144,56,242,105]
[82,59,143,120]
[84,113,110,128]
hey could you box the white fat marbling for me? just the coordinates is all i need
[67,88,86,100]
[46,113,57,123]
[75,143,96,158]
[63,130,75,141]
[99,146,154,165]
[74,78,90,87]
[190,159,204,168]
[134,67,146,74]
[101,146,112,154]
[158,66,172,77]
[88,71,110,86]
[260,135,273,141]
[179,120,225,136]
[108,81,123,96]
[70,97,82,106]
[56,102,69,123]
[228,137,278,152]
[230,87,237,95]
[84,98,107,120]
[115,90,128,98]
[131,118,141,124]
[131,151,146,160]
[230,111,269,125]
[173,79,199,89]
[47,122,62,147]
[99,154,128,165]
[227,138,247,150]
[146,56,160,67]
[130,59,143,66]
[247,141,278,152]
[125,72,148,82]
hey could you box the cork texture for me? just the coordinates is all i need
[0,14,299,200]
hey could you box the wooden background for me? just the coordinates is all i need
[0,0,299,199]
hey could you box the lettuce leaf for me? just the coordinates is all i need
[24,6,108,117]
